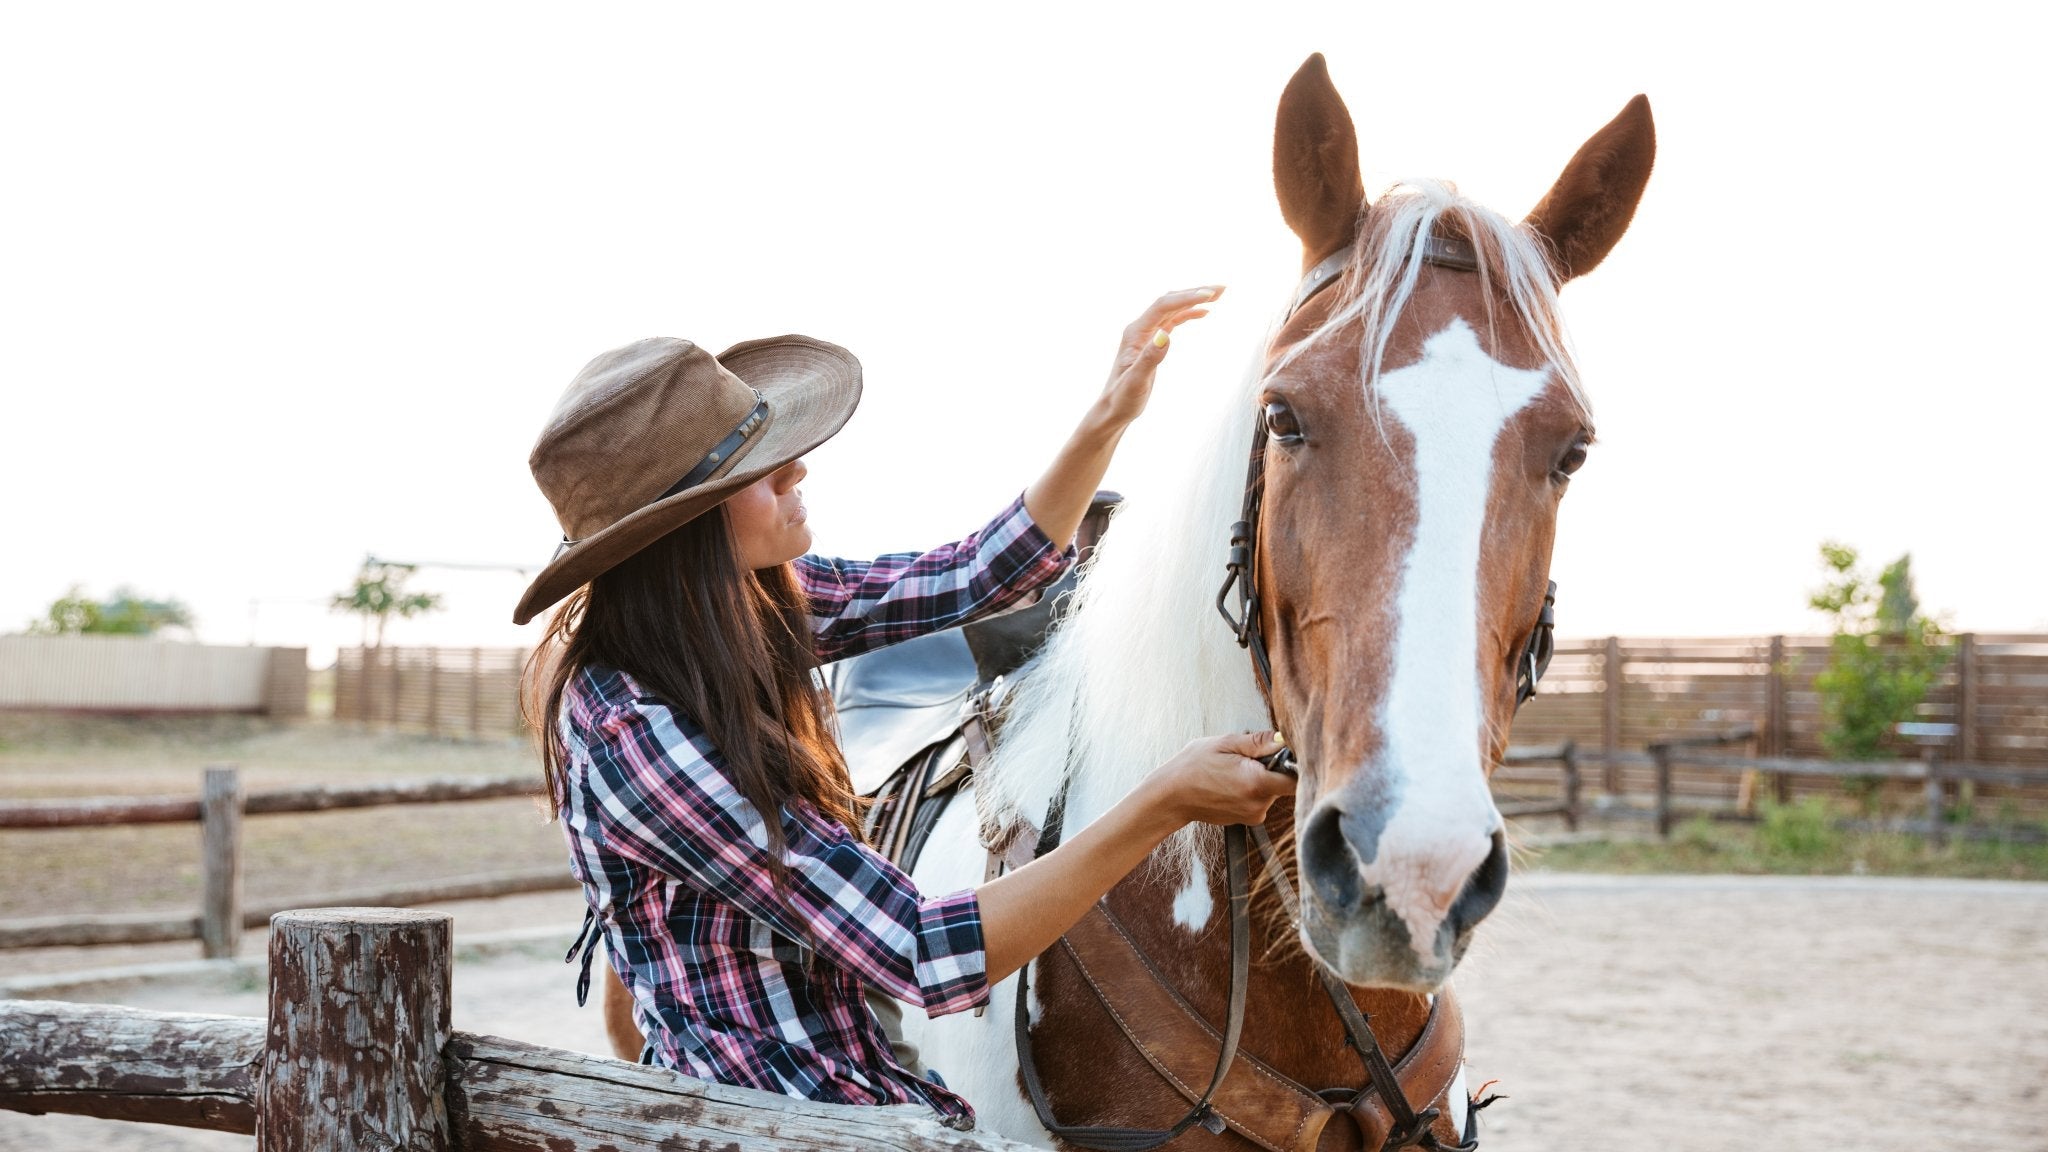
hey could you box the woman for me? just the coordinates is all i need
[514,289,1291,1129]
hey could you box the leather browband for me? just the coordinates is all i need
[1289,234,1481,316]
[660,392,770,499]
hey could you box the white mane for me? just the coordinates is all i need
[981,351,1269,877]
[982,180,1586,880]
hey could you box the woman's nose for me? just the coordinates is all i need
[777,458,807,491]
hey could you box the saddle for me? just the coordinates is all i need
[828,492,1119,872]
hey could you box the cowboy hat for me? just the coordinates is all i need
[512,334,861,625]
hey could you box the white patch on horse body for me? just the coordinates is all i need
[1448,1063,1470,1134]
[1170,855,1214,931]
[1368,319,1544,960]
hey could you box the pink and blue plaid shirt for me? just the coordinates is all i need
[556,495,1070,1124]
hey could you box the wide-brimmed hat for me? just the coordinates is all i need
[512,335,861,625]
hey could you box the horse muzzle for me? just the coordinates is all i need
[1297,797,1508,990]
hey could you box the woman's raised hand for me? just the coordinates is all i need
[1142,731,1293,830]
[1097,286,1224,428]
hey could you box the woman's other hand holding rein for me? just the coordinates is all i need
[976,730,1290,985]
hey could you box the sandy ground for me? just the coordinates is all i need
[4,875,2044,1152]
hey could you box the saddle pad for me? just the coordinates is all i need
[825,628,980,798]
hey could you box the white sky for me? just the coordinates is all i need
[4,2,2043,666]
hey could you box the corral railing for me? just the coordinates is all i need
[334,645,528,738]
[1508,633,2048,821]
[0,767,568,955]
[0,907,1031,1150]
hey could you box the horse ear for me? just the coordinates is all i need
[1523,95,1656,281]
[1274,54,1365,269]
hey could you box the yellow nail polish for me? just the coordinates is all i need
[1275,731,1288,746]
[1153,330,1169,348]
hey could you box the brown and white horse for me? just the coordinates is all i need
[606,54,1653,1150]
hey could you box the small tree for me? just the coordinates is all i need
[28,585,195,637]
[1807,542,1950,761]
[331,560,442,649]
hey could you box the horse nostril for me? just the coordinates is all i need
[1446,830,1509,938]
[1300,804,1363,915]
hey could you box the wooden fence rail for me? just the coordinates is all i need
[1646,734,2046,843]
[0,908,1029,1151]
[0,768,562,956]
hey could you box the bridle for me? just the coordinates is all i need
[1217,234,1559,749]
[1015,235,1554,1152]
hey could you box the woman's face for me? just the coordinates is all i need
[724,458,812,570]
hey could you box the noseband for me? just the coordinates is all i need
[1216,235,1559,775]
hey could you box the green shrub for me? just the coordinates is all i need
[1808,543,1950,762]
[1759,797,1836,861]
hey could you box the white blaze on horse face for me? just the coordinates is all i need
[1368,319,1545,961]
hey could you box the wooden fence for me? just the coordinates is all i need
[1507,633,2048,820]
[333,645,529,738]
[0,767,569,955]
[0,908,1030,1150]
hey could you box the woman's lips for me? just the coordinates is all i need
[789,502,807,527]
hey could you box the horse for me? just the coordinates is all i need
[601,52,1654,1151]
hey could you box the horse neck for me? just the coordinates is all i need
[985,386,1272,864]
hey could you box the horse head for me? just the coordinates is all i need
[1259,55,1653,990]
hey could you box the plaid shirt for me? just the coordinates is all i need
[556,494,1070,1124]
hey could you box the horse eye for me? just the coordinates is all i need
[1555,438,1589,478]
[1264,400,1305,445]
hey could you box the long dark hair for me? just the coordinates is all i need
[522,506,859,881]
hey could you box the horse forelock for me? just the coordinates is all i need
[1282,178,1592,423]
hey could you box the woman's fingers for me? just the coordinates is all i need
[1214,730,1283,758]
[1124,286,1223,339]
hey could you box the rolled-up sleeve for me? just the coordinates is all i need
[580,694,990,1015]
[796,493,1071,663]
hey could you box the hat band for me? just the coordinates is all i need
[657,392,770,500]
[551,392,771,558]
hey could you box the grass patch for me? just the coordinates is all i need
[1530,798,2048,881]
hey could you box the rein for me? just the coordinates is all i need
[1014,235,1554,1152]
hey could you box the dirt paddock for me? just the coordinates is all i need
[3,873,2043,1151]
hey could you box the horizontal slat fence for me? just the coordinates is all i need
[1511,634,2048,820]
[334,646,528,738]
[329,637,2048,816]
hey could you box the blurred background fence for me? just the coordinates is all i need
[333,645,528,738]
[329,635,2048,819]
[1496,633,2048,820]
[0,635,305,717]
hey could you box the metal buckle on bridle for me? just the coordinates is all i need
[1513,581,1556,709]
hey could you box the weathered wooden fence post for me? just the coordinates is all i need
[199,766,243,959]
[1602,636,1622,796]
[1923,754,1947,848]
[259,908,452,1151]
[1766,635,1791,804]
[1560,740,1581,832]
[1652,742,1674,838]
